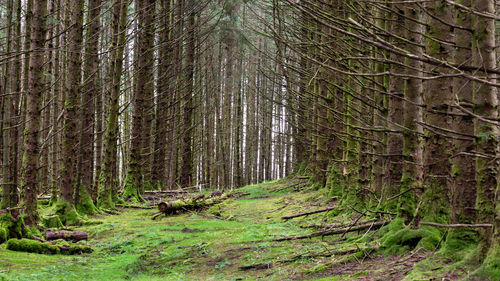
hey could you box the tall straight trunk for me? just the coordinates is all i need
[76,0,101,214]
[140,0,156,191]
[10,0,22,207]
[51,0,62,203]
[215,41,224,188]
[98,0,128,208]
[123,0,156,200]
[152,0,172,189]
[371,5,387,200]
[399,3,423,221]
[245,51,256,185]
[181,0,195,187]
[451,0,476,225]
[421,0,453,223]
[41,5,51,195]
[58,0,84,224]
[20,0,33,165]
[1,0,15,209]
[21,0,47,226]
[42,0,56,199]
[206,45,216,188]
[222,3,237,189]
[233,54,243,187]
[472,0,498,259]
[384,2,404,210]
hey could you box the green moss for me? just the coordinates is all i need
[54,200,81,226]
[439,229,477,261]
[41,215,63,228]
[97,170,115,209]
[6,238,59,254]
[381,224,442,255]
[6,238,92,255]
[1,213,24,239]
[24,226,42,239]
[122,170,145,203]
[0,227,7,243]
[475,246,500,280]
[76,185,99,215]
[451,164,460,177]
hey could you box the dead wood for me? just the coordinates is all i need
[45,230,88,242]
[156,193,229,216]
[281,206,337,220]
[420,222,493,228]
[273,220,389,241]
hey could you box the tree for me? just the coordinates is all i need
[20,0,47,226]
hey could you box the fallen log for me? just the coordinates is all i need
[281,206,337,220]
[273,220,389,241]
[157,193,229,216]
[45,230,87,242]
[7,238,92,255]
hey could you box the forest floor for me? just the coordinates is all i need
[0,178,475,280]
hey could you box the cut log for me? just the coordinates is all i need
[157,193,229,216]
[45,230,88,242]
[281,206,337,220]
[273,220,389,241]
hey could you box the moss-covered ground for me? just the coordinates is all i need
[0,179,487,280]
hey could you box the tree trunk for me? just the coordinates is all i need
[20,0,47,226]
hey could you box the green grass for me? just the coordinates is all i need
[1,179,486,280]
[0,180,332,281]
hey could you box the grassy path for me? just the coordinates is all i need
[0,180,431,280]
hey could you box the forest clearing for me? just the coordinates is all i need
[0,179,483,280]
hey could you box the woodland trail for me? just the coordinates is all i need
[0,179,464,280]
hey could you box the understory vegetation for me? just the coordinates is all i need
[0,179,494,280]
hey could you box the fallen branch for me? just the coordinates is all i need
[302,218,378,229]
[281,206,337,220]
[273,220,389,241]
[115,203,155,209]
[239,263,274,271]
[45,230,88,242]
[144,189,190,194]
[420,222,493,228]
[195,212,227,221]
